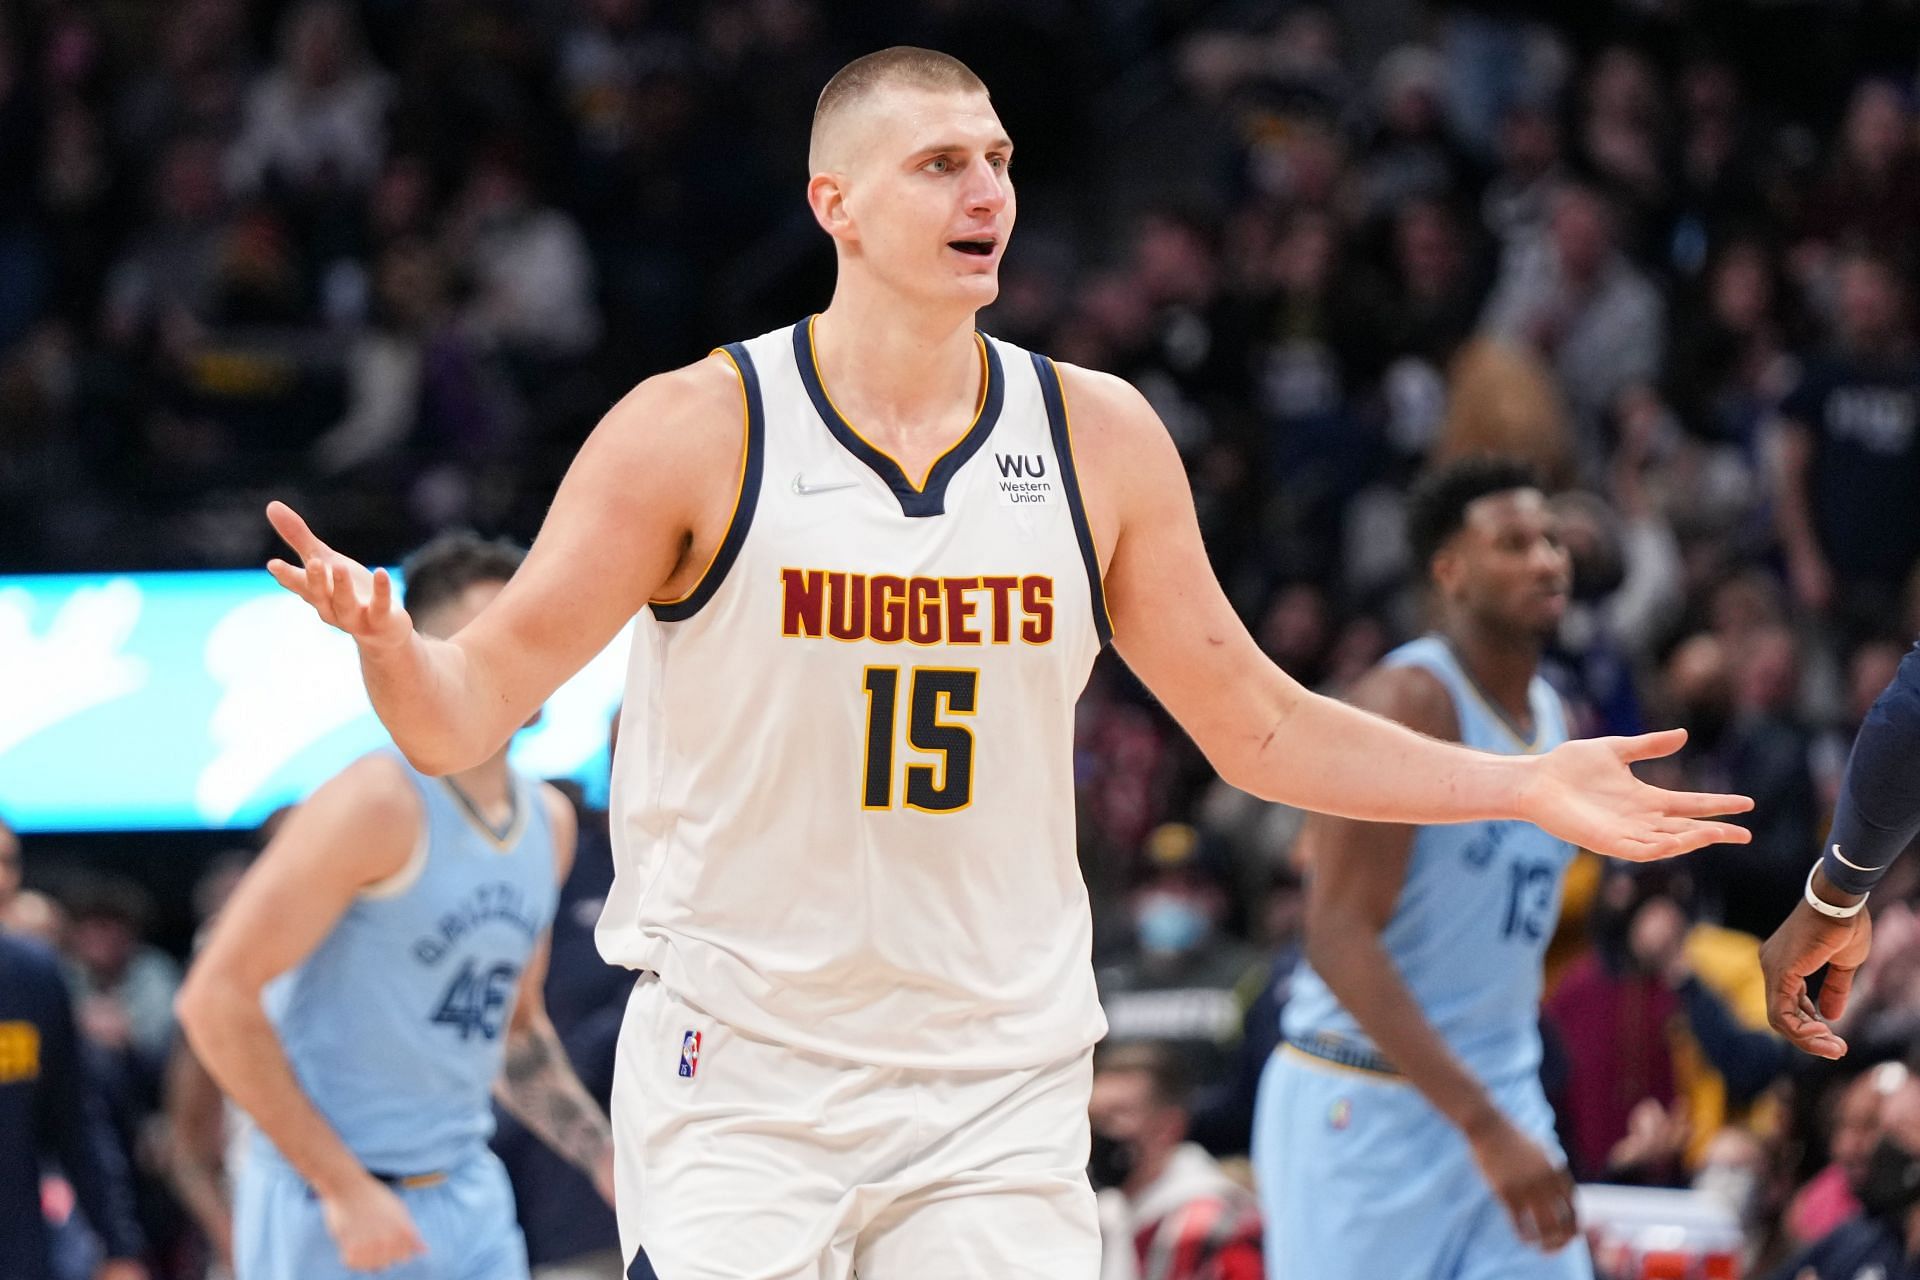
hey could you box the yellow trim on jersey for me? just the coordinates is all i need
[651,347,752,609]
[1048,362,1115,639]
[805,316,990,493]
[437,776,527,851]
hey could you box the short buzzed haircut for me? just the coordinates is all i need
[400,531,526,620]
[1405,455,1543,577]
[809,46,988,172]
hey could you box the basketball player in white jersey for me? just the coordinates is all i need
[261,47,1755,1279]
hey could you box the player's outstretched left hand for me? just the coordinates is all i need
[1522,729,1753,862]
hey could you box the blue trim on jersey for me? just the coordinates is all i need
[1031,353,1112,647]
[791,316,1005,518]
[627,1247,661,1278]
[1285,1031,1400,1077]
[653,342,766,623]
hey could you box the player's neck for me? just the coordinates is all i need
[1441,622,1539,727]
[812,291,982,432]
[446,753,515,829]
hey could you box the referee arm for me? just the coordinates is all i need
[1761,638,1920,1058]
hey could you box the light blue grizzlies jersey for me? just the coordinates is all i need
[260,752,557,1173]
[1284,636,1573,1086]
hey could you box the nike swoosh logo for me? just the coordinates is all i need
[1831,843,1884,873]
[792,475,860,496]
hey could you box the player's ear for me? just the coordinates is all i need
[808,171,854,243]
[1430,544,1462,596]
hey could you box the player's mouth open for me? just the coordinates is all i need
[948,239,997,256]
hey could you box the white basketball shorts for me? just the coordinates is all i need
[609,972,1099,1280]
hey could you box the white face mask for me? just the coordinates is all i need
[1693,1163,1760,1223]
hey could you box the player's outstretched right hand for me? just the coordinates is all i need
[265,501,412,651]
[319,1175,427,1272]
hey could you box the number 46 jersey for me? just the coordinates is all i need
[262,753,556,1175]
[598,318,1112,1070]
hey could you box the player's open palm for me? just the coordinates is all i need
[320,1176,427,1272]
[265,501,412,651]
[1526,729,1754,862]
[1470,1120,1578,1254]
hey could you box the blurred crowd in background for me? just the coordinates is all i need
[11,0,1920,1276]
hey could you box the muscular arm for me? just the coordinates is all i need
[1061,364,1750,859]
[492,791,614,1193]
[269,357,745,775]
[174,755,419,1199]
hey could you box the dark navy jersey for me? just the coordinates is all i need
[0,933,143,1280]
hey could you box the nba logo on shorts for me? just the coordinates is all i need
[678,1029,701,1079]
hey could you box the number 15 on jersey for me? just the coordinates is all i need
[861,667,978,813]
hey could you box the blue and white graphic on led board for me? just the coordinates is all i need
[0,571,629,832]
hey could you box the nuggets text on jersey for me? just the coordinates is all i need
[779,569,1056,645]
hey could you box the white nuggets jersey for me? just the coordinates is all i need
[599,316,1111,1069]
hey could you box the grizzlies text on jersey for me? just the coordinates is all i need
[256,753,558,1174]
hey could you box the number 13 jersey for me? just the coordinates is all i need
[598,317,1111,1069]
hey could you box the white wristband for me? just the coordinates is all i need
[1805,862,1869,919]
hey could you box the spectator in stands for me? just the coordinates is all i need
[0,927,147,1280]
[224,0,390,200]
[101,135,230,345]
[1768,1069,1920,1279]
[1675,625,1820,936]
[1097,824,1264,1098]
[1575,47,1667,230]
[1624,893,1784,1153]
[1545,869,1681,1179]
[1357,47,1473,223]
[1480,179,1665,464]
[1480,101,1565,249]
[1090,1041,1262,1280]
[1662,237,1799,455]
[1771,248,1920,643]
[1697,1125,1797,1274]
[1786,1064,1903,1249]
[1795,80,1920,271]
[62,878,181,1074]
[448,150,600,365]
